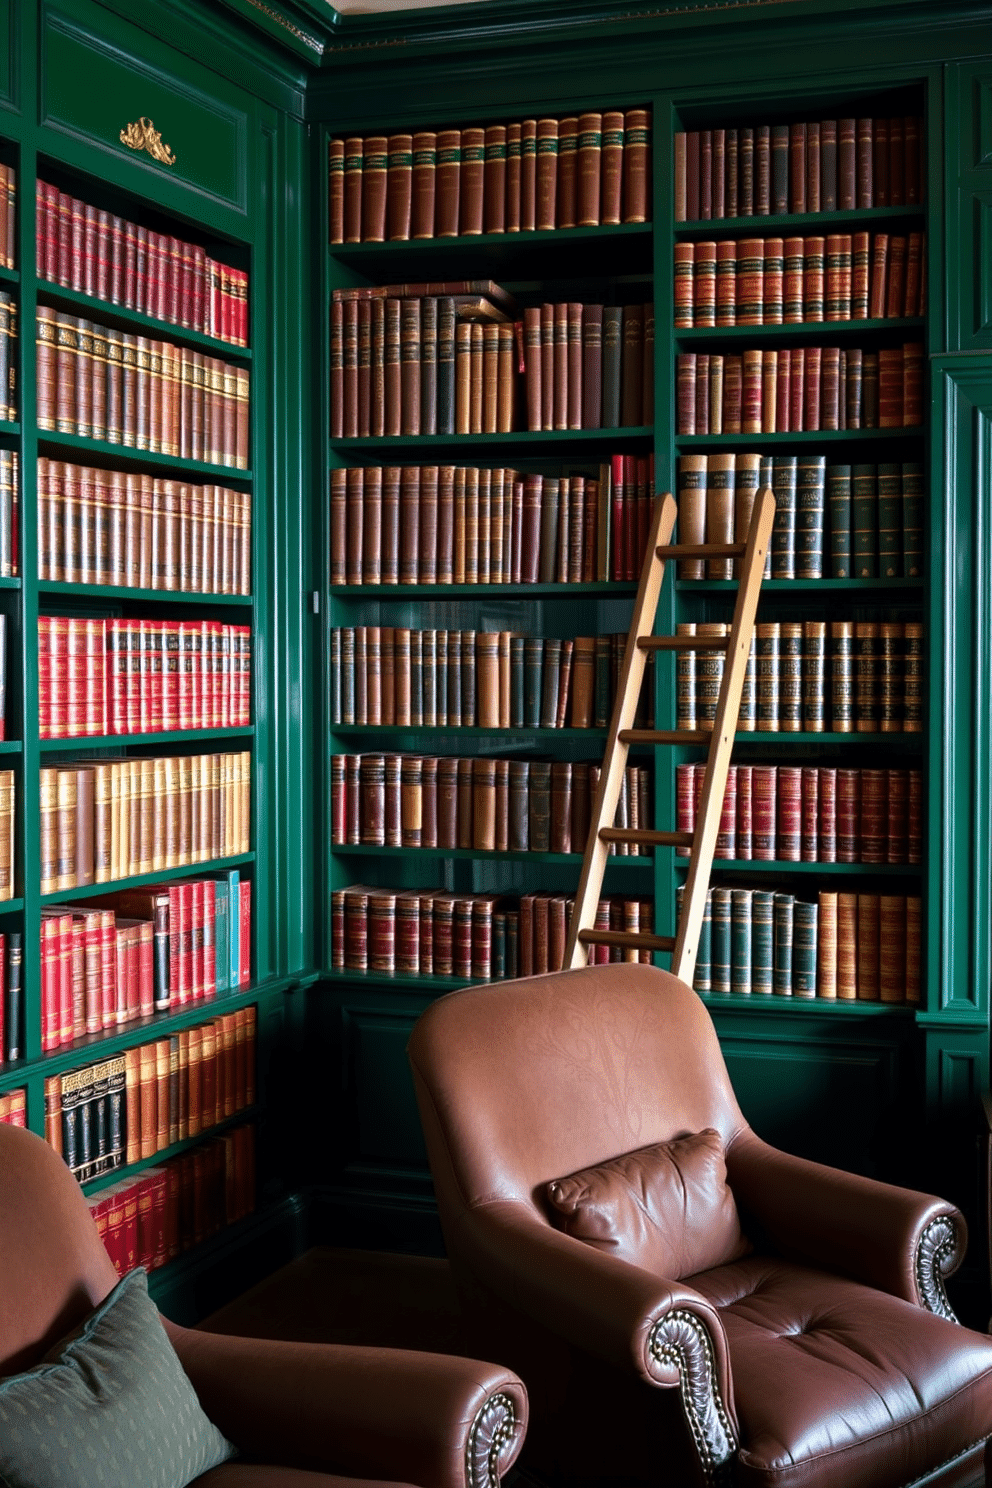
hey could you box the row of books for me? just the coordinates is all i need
[39,752,251,893]
[0,1090,25,1125]
[85,1126,256,1278]
[332,753,650,857]
[37,460,252,594]
[674,116,924,222]
[677,455,924,581]
[329,462,645,588]
[676,762,923,864]
[38,616,252,738]
[0,291,16,422]
[0,165,14,269]
[36,309,251,469]
[0,933,25,1063]
[329,628,643,731]
[673,232,924,326]
[332,886,652,981]
[675,619,923,734]
[48,1008,256,1183]
[675,343,924,435]
[36,181,249,347]
[331,291,516,438]
[522,302,654,431]
[329,109,651,243]
[682,885,921,1003]
[38,877,252,1052]
[0,450,17,575]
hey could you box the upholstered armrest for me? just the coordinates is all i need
[726,1129,964,1318]
[165,1324,527,1488]
[455,1199,738,1465]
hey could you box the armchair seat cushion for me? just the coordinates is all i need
[690,1256,992,1488]
[193,1469,420,1488]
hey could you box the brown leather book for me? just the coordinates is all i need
[435,129,461,238]
[484,125,507,234]
[856,893,880,1001]
[418,465,438,583]
[496,324,515,433]
[410,130,437,239]
[535,118,559,231]
[400,298,421,436]
[838,118,857,210]
[552,303,568,430]
[460,127,485,236]
[345,466,364,585]
[359,754,386,846]
[623,107,650,222]
[469,322,483,435]
[472,758,497,850]
[342,298,359,439]
[885,235,907,318]
[383,299,402,437]
[520,119,537,231]
[361,136,388,243]
[398,466,419,584]
[343,137,364,242]
[456,757,473,848]
[856,118,873,208]
[482,322,499,434]
[356,299,372,438]
[328,138,345,244]
[522,306,542,431]
[387,133,413,242]
[620,304,643,426]
[454,321,472,434]
[902,342,923,426]
[56,767,78,891]
[705,452,735,579]
[549,763,573,854]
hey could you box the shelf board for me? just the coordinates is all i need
[701,991,916,1015]
[329,221,653,279]
[40,727,255,751]
[0,741,21,753]
[728,730,923,745]
[329,427,652,452]
[682,859,921,875]
[0,264,18,285]
[674,204,926,237]
[677,577,924,592]
[330,724,609,740]
[0,576,20,589]
[0,897,24,914]
[41,853,255,906]
[331,843,652,865]
[38,431,252,482]
[0,420,20,438]
[329,580,637,599]
[676,317,925,344]
[37,280,252,362]
[675,428,922,448]
[3,978,293,1086]
[322,966,476,993]
[82,1106,258,1195]
[38,581,252,605]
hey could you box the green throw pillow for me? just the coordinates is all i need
[0,1269,235,1488]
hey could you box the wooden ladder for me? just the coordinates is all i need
[564,487,776,986]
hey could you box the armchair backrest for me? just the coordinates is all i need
[408,963,749,1219]
[0,1123,118,1375]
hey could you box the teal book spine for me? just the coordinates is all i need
[528,762,552,852]
[876,461,903,578]
[738,635,757,729]
[752,889,774,993]
[593,637,611,728]
[410,629,424,726]
[795,454,826,579]
[793,899,818,997]
[460,628,476,724]
[731,888,753,995]
[772,892,794,995]
[510,636,525,728]
[851,462,877,578]
[687,885,713,994]
[711,887,732,994]
[827,463,852,578]
[771,455,797,580]
[214,881,230,993]
[523,638,543,727]
[448,630,462,725]
[901,461,924,578]
[436,630,449,725]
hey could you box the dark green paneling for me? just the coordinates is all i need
[0,0,14,109]
[42,3,249,210]
[947,60,992,350]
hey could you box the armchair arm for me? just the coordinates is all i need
[454,1200,738,1473]
[164,1323,526,1488]
[725,1129,964,1318]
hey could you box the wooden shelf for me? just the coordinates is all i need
[330,724,609,740]
[82,1106,258,1195]
[0,264,19,285]
[674,204,926,236]
[675,427,923,448]
[702,991,917,1015]
[0,420,20,438]
[329,427,652,452]
[676,317,925,345]
[678,577,924,592]
[330,581,636,598]
[684,859,922,875]
[38,581,252,605]
[329,221,653,279]
[40,727,254,751]
[331,843,652,865]
[40,853,255,906]
[37,280,252,362]
[38,430,251,482]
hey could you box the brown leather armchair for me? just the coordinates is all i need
[0,1121,527,1488]
[408,962,992,1488]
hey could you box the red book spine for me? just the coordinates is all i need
[777,766,801,861]
[178,882,193,1004]
[238,883,250,985]
[715,765,737,860]
[736,765,752,860]
[837,769,860,862]
[800,766,819,862]
[752,765,777,860]
[818,767,837,862]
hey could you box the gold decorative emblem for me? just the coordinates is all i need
[119,117,176,167]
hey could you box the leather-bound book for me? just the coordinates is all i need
[471,758,496,852]
[816,766,837,863]
[549,763,572,854]
[901,459,924,579]
[780,234,803,325]
[675,240,697,328]
[431,296,455,435]
[520,119,537,231]
[685,132,700,221]
[902,621,923,733]
[552,304,568,430]
[741,348,762,434]
[538,303,554,429]
[454,321,472,434]
[755,623,780,734]
[885,235,906,318]
[362,136,388,243]
[540,638,561,728]
[582,304,603,429]
[528,762,552,853]
[675,351,696,436]
[848,231,871,320]
[386,133,413,242]
[535,118,559,231]
[555,640,573,727]
[692,239,716,327]
[522,306,542,431]
[599,110,625,225]
[459,127,485,236]
[769,123,789,214]
[738,126,755,215]
[520,474,541,585]
[565,302,584,430]
[623,107,651,222]
[722,353,742,433]
[522,637,543,728]
[876,462,902,578]
[761,349,778,432]
[455,757,473,849]
[484,125,507,234]
[877,346,903,427]
[872,117,889,206]
[355,299,372,438]
[699,130,712,220]
[904,230,923,318]
[676,454,707,578]
[705,452,735,578]
[832,890,856,999]
[878,620,904,734]
[575,112,602,227]
[755,124,771,214]
[399,298,421,436]
[553,117,577,229]
[376,464,399,584]
[506,760,531,852]
[856,118,873,208]
[861,350,879,426]
[476,630,499,729]
[400,755,423,848]
[328,138,345,243]
[329,299,344,438]
[420,297,438,435]
[723,127,739,218]
[497,323,515,432]
[803,235,825,322]
[435,129,461,238]
[859,768,887,862]
[802,619,826,729]
[505,123,522,232]
[379,298,400,437]
[879,895,907,1004]
[853,619,879,733]
[868,232,889,319]
[828,620,854,732]
[411,131,437,239]
[827,461,852,577]
[779,621,803,732]
[674,131,687,222]
[601,305,622,427]
[343,137,364,243]
[805,121,821,211]
[907,769,923,864]
[415,465,437,583]
[800,345,820,431]
[904,115,922,204]
[837,117,856,209]
[856,893,880,1001]
[902,341,923,426]
[537,477,559,584]
[620,304,643,425]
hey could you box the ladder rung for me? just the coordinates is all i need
[656,542,747,559]
[619,728,712,745]
[638,635,731,652]
[578,929,677,952]
[600,828,693,847]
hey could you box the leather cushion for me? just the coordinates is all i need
[546,1128,749,1279]
[691,1254,992,1488]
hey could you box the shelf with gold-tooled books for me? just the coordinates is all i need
[323,104,661,993]
[653,83,932,1014]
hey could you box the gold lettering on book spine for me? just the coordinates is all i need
[119,118,176,167]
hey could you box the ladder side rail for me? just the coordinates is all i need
[670,488,776,986]
[565,493,677,968]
